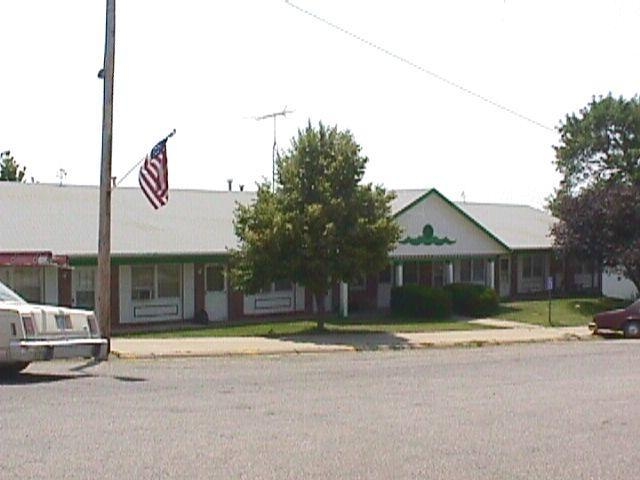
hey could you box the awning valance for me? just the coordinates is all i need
[0,252,69,267]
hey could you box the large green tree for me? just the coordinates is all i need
[550,94,640,289]
[552,94,640,194]
[0,150,27,182]
[232,121,401,328]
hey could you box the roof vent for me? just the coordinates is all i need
[227,179,233,191]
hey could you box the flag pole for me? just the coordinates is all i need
[165,129,176,140]
[97,0,116,351]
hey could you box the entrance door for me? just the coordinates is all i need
[499,258,511,298]
[205,264,228,321]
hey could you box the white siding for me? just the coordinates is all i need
[119,266,132,323]
[603,272,638,300]
[394,193,508,259]
[119,264,185,324]
[243,284,307,315]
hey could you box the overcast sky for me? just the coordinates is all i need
[1,0,639,208]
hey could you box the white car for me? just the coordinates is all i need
[0,280,108,375]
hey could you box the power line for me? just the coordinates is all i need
[284,0,555,132]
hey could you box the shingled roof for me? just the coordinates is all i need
[1,183,253,257]
[0,183,556,258]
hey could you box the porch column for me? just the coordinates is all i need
[395,263,404,287]
[447,262,454,284]
[340,282,348,318]
[487,260,495,289]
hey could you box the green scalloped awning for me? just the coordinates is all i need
[399,224,456,246]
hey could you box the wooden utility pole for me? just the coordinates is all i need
[97,0,116,348]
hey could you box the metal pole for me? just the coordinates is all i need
[272,116,276,190]
[97,0,116,348]
[254,107,293,191]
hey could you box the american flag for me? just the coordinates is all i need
[139,139,169,209]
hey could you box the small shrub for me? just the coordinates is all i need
[444,283,499,317]
[390,285,452,319]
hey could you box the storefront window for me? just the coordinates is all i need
[523,255,544,279]
[131,266,155,300]
[460,259,485,284]
[132,264,182,300]
[158,264,181,298]
[472,259,485,283]
[12,267,41,303]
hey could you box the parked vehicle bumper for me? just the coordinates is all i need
[8,338,109,362]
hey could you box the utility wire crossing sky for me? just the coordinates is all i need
[1,0,638,208]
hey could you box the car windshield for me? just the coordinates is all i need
[0,280,27,304]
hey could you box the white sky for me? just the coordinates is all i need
[1,0,639,208]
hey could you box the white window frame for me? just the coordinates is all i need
[472,259,486,283]
[459,259,485,284]
[522,255,544,279]
[131,264,182,301]
[73,266,97,309]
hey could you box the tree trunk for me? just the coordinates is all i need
[314,291,326,330]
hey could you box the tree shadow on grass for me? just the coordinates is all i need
[495,304,524,316]
[274,315,417,350]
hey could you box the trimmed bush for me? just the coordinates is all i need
[390,285,452,319]
[444,283,499,317]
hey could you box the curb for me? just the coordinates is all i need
[110,345,357,360]
[109,330,596,360]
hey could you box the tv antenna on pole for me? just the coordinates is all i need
[57,168,67,186]
[254,106,293,190]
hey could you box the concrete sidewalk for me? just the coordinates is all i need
[110,321,595,360]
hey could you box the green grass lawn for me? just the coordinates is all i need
[119,316,489,339]
[493,296,628,327]
[118,296,630,338]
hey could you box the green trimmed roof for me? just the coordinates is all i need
[391,188,555,250]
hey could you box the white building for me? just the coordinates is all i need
[0,183,601,329]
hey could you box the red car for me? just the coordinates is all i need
[590,299,640,338]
